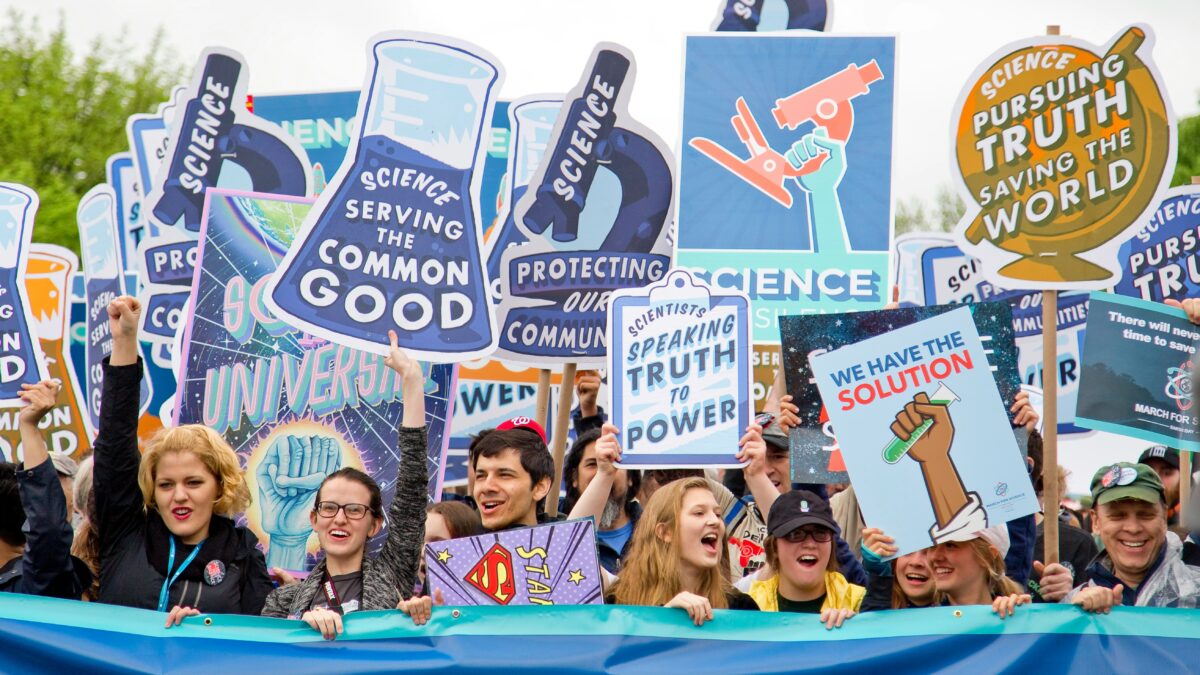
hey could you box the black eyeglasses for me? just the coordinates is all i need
[314,502,373,520]
[781,527,832,543]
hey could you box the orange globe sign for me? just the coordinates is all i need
[952,25,1176,290]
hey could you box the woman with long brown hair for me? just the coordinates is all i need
[610,477,759,625]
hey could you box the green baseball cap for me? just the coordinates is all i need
[1089,462,1165,506]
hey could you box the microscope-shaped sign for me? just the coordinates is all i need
[0,184,49,409]
[712,0,831,32]
[266,32,503,363]
[809,307,1037,556]
[493,43,675,367]
[951,25,1175,290]
[678,34,895,342]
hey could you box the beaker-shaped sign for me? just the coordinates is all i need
[0,184,49,406]
[266,33,504,362]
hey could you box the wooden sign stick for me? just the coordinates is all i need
[545,362,578,516]
[1041,24,1062,566]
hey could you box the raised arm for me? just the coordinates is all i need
[93,296,146,552]
[375,330,428,600]
[568,423,620,523]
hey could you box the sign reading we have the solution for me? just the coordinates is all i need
[1076,292,1200,451]
[609,270,751,467]
[952,25,1175,289]
[810,308,1036,556]
[425,519,602,606]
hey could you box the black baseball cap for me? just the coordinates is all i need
[1137,445,1179,470]
[767,489,837,537]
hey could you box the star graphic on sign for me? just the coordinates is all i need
[567,569,586,585]
[435,549,452,563]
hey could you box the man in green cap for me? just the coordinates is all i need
[1062,462,1200,611]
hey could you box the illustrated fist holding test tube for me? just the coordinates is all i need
[887,384,988,545]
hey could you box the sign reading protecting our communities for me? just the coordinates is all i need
[177,190,455,572]
[892,233,1091,433]
[0,245,93,464]
[677,34,895,342]
[781,301,1024,483]
[1075,292,1200,452]
[951,24,1176,290]
[609,270,751,468]
[266,32,503,363]
[0,184,50,408]
[810,308,1038,557]
[424,519,603,606]
[494,43,674,366]
[1115,186,1200,303]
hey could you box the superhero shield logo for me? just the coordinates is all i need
[464,543,517,605]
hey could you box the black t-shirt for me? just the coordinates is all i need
[309,571,364,613]
[1031,520,1099,599]
[776,592,826,613]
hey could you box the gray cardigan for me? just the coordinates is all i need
[261,425,428,617]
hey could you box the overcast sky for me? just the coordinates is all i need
[12,0,1200,207]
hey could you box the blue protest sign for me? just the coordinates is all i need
[892,233,1090,433]
[177,189,455,571]
[143,48,312,234]
[1076,292,1200,451]
[265,33,503,363]
[780,301,1025,483]
[1114,187,1200,303]
[609,270,751,467]
[495,43,675,366]
[678,34,894,342]
[810,308,1038,556]
[248,90,359,195]
[135,228,195,345]
[712,0,831,31]
[425,519,602,606]
[77,185,131,429]
[105,153,142,274]
[0,184,50,405]
[483,96,561,303]
[125,86,185,243]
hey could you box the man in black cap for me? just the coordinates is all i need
[1137,446,1182,526]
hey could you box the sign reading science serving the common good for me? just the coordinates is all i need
[810,308,1037,557]
[609,270,751,468]
[677,33,895,342]
[1075,292,1200,452]
[266,32,503,363]
[424,519,603,606]
[493,43,674,367]
[952,25,1175,290]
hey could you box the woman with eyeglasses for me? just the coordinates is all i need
[746,490,865,629]
[260,331,428,640]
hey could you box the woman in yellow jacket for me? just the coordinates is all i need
[748,490,864,629]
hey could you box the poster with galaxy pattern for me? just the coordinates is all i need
[176,189,455,572]
[425,519,602,606]
[780,300,1024,483]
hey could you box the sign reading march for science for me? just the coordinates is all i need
[951,25,1175,290]
[677,34,895,342]
[810,308,1037,556]
[424,519,603,606]
[1076,292,1200,452]
[609,270,751,468]
[266,32,503,363]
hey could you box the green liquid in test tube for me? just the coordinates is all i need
[881,382,960,464]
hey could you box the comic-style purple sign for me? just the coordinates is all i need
[266,32,503,363]
[425,519,602,606]
[0,184,50,406]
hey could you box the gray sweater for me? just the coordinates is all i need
[261,425,428,617]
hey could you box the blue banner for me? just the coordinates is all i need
[2,595,1198,674]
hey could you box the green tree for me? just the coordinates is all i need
[1171,108,1200,187]
[0,12,182,257]
[895,184,965,236]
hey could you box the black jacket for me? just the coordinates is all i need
[94,358,272,614]
[0,460,92,598]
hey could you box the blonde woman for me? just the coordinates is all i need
[609,477,759,625]
[95,296,272,626]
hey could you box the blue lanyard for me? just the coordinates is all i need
[157,536,205,612]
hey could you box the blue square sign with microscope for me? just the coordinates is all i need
[677,34,896,342]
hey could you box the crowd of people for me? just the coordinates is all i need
[1,295,1199,642]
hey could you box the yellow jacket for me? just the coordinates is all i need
[748,571,865,612]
